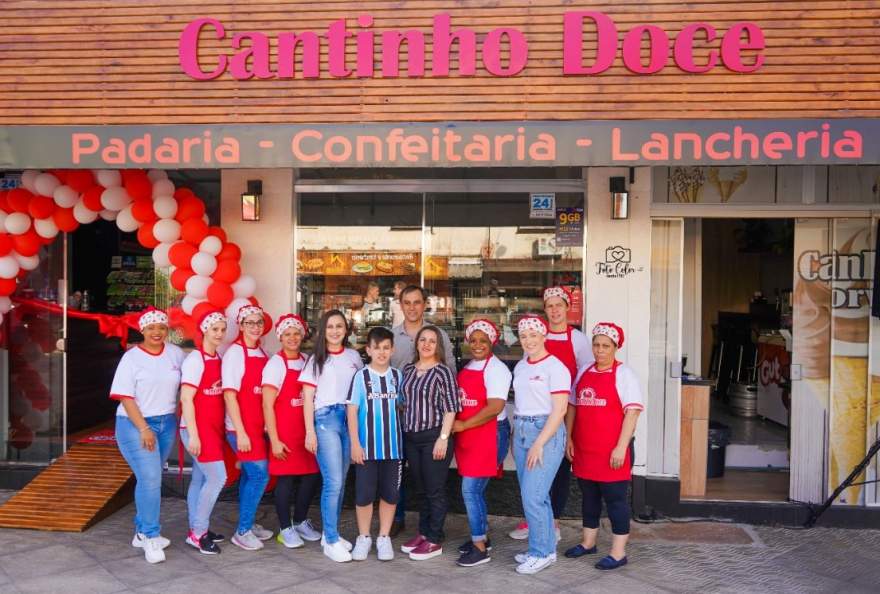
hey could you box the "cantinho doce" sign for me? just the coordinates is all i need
[179,12,765,81]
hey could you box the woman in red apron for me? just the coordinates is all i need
[222,303,273,551]
[262,313,322,549]
[453,319,512,567]
[179,309,228,555]
[564,322,644,571]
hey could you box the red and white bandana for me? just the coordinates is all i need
[542,286,571,306]
[138,307,168,331]
[592,322,625,348]
[198,310,226,335]
[517,315,548,336]
[465,318,499,345]
[235,304,264,325]
[275,313,306,340]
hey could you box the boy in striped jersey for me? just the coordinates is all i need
[346,327,404,561]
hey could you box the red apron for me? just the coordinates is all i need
[187,351,226,463]
[545,327,578,381]
[571,361,631,482]
[268,353,319,476]
[234,340,268,462]
[454,357,498,478]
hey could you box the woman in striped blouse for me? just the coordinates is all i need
[398,325,461,561]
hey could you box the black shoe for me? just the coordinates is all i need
[390,519,405,538]
[457,538,493,554]
[197,533,221,555]
[456,546,491,567]
[206,530,225,543]
[565,543,598,558]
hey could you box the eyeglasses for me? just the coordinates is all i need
[243,320,265,327]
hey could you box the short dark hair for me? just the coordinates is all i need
[400,285,427,301]
[367,326,394,347]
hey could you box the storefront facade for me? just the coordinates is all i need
[1,1,879,523]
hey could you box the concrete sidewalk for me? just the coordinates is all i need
[0,491,877,594]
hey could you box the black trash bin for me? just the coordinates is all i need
[707,420,731,479]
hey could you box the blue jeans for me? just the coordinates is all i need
[115,413,177,538]
[513,415,565,558]
[180,428,227,536]
[226,432,269,535]
[461,418,511,541]
[315,404,351,544]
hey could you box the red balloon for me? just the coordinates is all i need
[191,302,215,324]
[0,190,8,212]
[208,226,227,243]
[28,195,55,220]
[131,198,158,223]
[170,267,195,291]
[206,281,233,308]
[180,218,209,245]
[9,420,33,450]
[65,170,95,193]
[169,242,198,269]
[81,185,105,211]
[120,169,145,184]
[17,269,28,280]
[175,196,206,223]
[212,259,241,284]
[7,188,33,213]
[53,207,79,232]
[0,234,12,256]
[12,229,42,257]
[0,277,17,296]
[137,221,159,249]
[217,242,241,262]
[173,187,195,201]
[124,173,153,201]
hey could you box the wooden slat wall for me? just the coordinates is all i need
[1,0,878,124]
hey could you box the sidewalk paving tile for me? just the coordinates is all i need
[13,565,127,594]
[0,542,97,582]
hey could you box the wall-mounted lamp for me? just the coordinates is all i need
[610,176,629,220]
[241,180,262,221]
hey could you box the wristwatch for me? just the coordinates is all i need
[440,433,449,441]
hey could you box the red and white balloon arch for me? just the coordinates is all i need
[0,168,259,342]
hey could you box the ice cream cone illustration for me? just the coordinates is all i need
[669,167,706,203]
[708,167,748,203]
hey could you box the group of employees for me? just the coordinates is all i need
[111,284,643,575]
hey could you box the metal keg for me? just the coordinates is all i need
[728,381,758,418]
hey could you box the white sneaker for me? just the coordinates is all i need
[515,551,556,564]
[516,554,556,575]
[276,527,304,549]
[295,519,322,542]
[376,535,394,561]
[132,532,170,550]
[143,537,166,564]
[352,535,372,561]
[231,530,264,551]
[323,540,353,563]
[322,533,353,552]
[251,523,273,541]
[508,522,529,540]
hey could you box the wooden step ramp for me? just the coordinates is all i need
[0,442,134,532]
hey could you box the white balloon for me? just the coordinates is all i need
[223,297,251,345]
[73,199,99,224]
[147,169,169,183]
[0,255,20,279]
[185,275,212,299]
[151,179,175,198]
[99,209,118,221]
[21,170,40,193]
[53,185,79,208]
[232,275,256,298]
[115,206,138,233]
[180,294,204,316]
[23,408,43,431]
[101,186,131,211]
[4,212,31,235]
[153,218,181,243]
[152,241,174,268]
[34,172,61,197]
[34,218,59,239]
[15,253,40,271]
[199,235,223,256]
[95,169,122,188]
[153,196,178,219]
[0,296,11,313]
[191,252,217,277]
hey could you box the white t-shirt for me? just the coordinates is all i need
[546,327,594,371]
[110,344,185,418]
[570,363,645,411]
[220,342,268,393]
[298,348,364,410]
[262,353,308,390]
[512,354,571,416]
[179,349,222,428]
[464,356,512,421]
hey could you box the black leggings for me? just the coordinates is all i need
[550,460,571,518]
[405,427,454,544]
[578,478,630,535]
[274,473,321,529]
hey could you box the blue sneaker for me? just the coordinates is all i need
[564,543,598,558]
[595,555,628,570]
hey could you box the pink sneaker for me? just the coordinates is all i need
[400,534,426,554]
[508,521,529,540]
[409,539,443,561]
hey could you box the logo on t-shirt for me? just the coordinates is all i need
[459,387,478,407]
[367,391,398,400]
[290,397,304,407]
[203,380,223,396]
[575,387,607,407]
[252,386,262,395]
